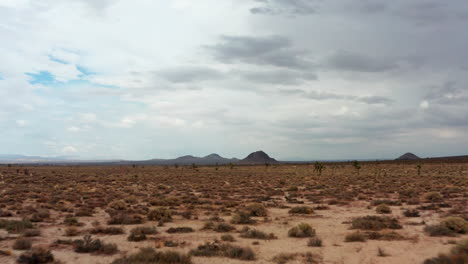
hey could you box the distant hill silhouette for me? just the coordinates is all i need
[396,152,421,161]
[131,154,238,165]
[238,150,278,164]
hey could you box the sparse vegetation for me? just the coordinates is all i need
[112,247,192,264]
[288,223,316,238]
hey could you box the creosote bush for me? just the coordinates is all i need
[112,247,192,264]
[345,232,367,242]
[74,235,118,255]
[147,207,172,222]
[230,211,255,225]
[245,203,268,217]
[288,223,316,238]
[240,227,277,240]
[288,206,314,215]
[307,237,323,247]
[351,216,402,230]
[13,238,32,250]
[17,247,54,264]
[376,204,391,214]
[190,242,255,261]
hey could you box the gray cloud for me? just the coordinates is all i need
[279,89,393,105]
[240,69,317,85]
[250,0,318,16]
[205,35,312,68]
[156,67,224,83]
[323,50,398,72]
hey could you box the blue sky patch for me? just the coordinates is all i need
[26,71,55,85]
[77,65,95,77]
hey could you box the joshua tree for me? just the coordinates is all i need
[416,164,422,176]
[314,162,325,176]
[352,160,361,175]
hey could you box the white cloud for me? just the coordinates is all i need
[62,146,78,154]
[16,120,27,127]
[420,100,429,109]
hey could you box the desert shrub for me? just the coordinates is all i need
[371,200,401,206]
[366,231,404,241]
[90,226,124,235]
[288,206,313,215]
[214,223,236,232]
[424,225,456,237]
[424,192,443,202]
[240,227,277,240]
[245,203,267,217]
[423,239,468,264]
[441,217,468,234]
[221,234,235,242]
[75,208,94,217]
[23,229,41,237]
[74,235,118,255]
[64,227,80,237]
[288,223,316,238]
[403,209,420,217]
[351,216,402,230]
[63,216,83,227]
[108,200,127,210]
[230,211,255,224]
[30,210,50,222]
[0,219,33,233]
[17,247,54,264]
[147,207,172,222]
[272,253,296,264]
[167,227,194,233]
[345,232,367,242]
[190,242,255,260]
[108,214,144,225]
[13,238,32,250]
[127,226,157,241]
[112,247,192,264]
[307,237,322,247]
[376,204,391,214]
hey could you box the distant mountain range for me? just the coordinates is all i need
[2,151,468,165]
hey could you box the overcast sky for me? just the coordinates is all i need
[1,0,468,160]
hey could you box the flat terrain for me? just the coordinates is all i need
[0,162,467,264]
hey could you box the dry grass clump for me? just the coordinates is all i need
[89,226,124,235]
[350,216,402,230]
[112,247,192,264]
[345,231,367,242]
[221,234,235,242]
[240,227,277,240]
[147,207,172,222]
[127,226,157,241]
[23,229,41,237]
[424,192,443,202]
[0,219,33,234]
[230,211,255,224]
[425,217,468,236]
[288,223,316,238]
[73,235,118,255]
[403,209,421,217]
[376,204,391,214]
[244,203,268,217]
[190,242,255,261]
[423,239,467,264]
[307,237,323,247]
[108,214,144,225]
[167,227,194,233]
[13,238,33,250]
[288,206,314,215]
[17,247,55,264]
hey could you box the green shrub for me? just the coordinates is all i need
[112,247,192,264]
[288,223,315,238]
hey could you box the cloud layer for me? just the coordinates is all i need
[1,0,467,160]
